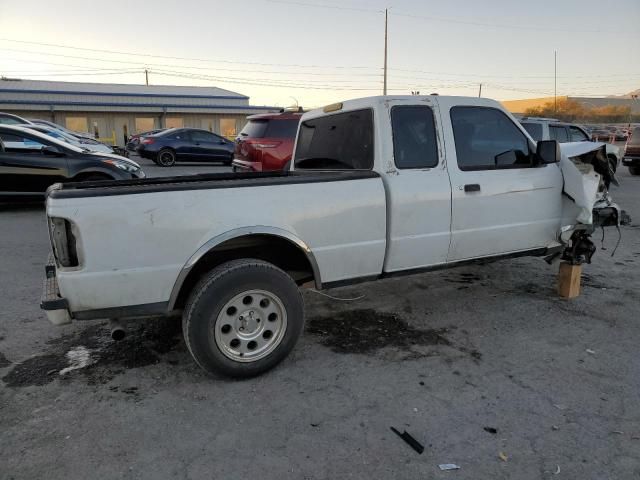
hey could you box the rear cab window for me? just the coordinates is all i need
[391,105,438,168]
[294,109,374,170]
[451,106,533,171]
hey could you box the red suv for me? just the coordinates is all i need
[232,111,302,172]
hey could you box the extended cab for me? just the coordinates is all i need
[41,96,621,378]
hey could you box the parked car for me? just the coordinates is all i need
[0,125,144,199]
[591,129,615,142]
[622,127,640,175]
[520,118,621,171]
[137,128,234,166]
[0,112,32,126]
[126,129,165,151]
[232,111,302,172]
[41,95,621,378]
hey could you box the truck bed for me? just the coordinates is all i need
[47,170,380,199]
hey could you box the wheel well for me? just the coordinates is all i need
[172,234,316,310]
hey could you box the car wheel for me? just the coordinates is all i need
[629,167,640,176]
[183,259,304,378]
[224,154,233,166]
[157,148,176,167]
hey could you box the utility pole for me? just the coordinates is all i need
[145,68,149,86]
[554,50,557,113]
[478,83,482,98]
[383,8,388,95]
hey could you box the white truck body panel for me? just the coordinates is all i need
[42,95,620,321]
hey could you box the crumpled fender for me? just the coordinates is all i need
[559,142,618,225]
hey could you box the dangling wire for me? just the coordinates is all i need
[611,225,622,257]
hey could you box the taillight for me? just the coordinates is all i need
[141,137,155,145]
[49,218,79,267]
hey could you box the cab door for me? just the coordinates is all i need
[442,101,563,261]
[381,98,453,273]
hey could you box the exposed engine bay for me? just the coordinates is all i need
[558,142,629,265]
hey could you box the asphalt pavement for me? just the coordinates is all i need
[1,164,640,479]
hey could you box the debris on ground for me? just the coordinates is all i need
[554,465,561,475]
[438,464,461,471]
[586,349,596,354]
[390,427,424,454]
[484,427,498,434]
[498,451,508,462]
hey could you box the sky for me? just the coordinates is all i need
[0,0,638,108]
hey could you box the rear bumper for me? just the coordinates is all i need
[622,156,640,167]
[232,158,262,172]
[40,254,71,325]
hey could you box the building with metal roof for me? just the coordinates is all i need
[0,78,278,146]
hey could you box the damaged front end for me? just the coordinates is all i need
[557,142,629,265]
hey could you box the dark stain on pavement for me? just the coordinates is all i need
[307,309,452,355]
[0,351,12,368]
[2,318,182,388]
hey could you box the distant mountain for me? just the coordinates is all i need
[609,88,640,98]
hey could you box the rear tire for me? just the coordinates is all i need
[157,148,176,167]
[629,167,640,176]
[182,259,304,378]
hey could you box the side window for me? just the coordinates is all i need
[451,107,532,171]
[549,125,569,143]
[0,132,47,152]
[191,130,216,142]
[569,126,589,142]
[391,105,438,169]
[294,109,373,170]
[520,122,543,141]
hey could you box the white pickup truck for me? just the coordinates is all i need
[41,95,621,378]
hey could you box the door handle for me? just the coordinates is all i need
[464,184,481,193]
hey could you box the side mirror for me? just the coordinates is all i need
[42,145,65,156]
[536,140,560,164]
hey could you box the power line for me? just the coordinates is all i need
[0,38,378,70]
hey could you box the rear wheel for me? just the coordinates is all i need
[182,259,304,378]
[157,148,176,167]
[629,167,640,176]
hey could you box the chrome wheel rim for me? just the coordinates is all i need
[214,289,287,363]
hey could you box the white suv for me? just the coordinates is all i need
[520,117,621,171]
